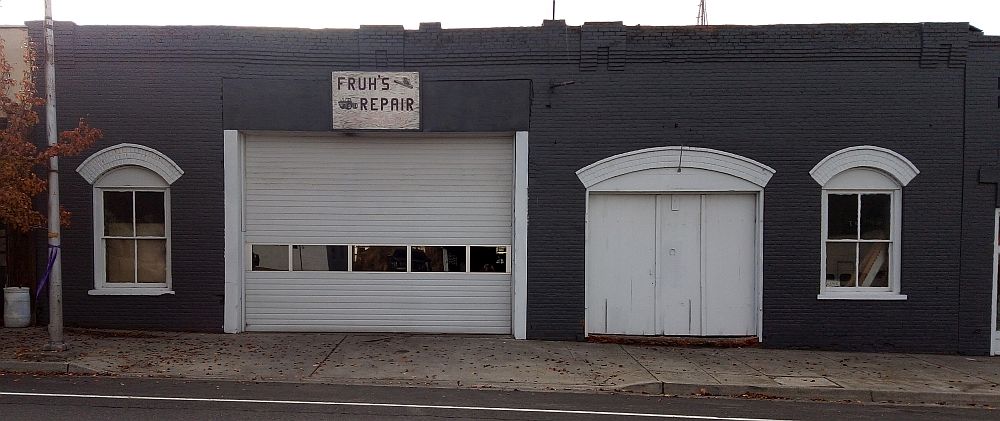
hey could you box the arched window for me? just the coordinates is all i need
[811,146,918,300]
[77,144,183,295]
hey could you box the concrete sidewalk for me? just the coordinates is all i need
[1,327,998,406]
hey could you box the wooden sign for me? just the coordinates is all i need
[332,71,420,130]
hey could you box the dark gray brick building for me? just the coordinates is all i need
[15,20,1000,355]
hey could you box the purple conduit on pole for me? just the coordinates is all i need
[36,245,60,301]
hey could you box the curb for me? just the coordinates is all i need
[0,360,104,375]
[2,360,998,407]
[616,381,1000,407]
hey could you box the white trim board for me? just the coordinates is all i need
[512,131,529,339]
[992,209,999,356]
[88,288,174,296]
[223,130,245,333]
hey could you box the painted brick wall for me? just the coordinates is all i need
[30,21,997,352]
[961,36,1000,355]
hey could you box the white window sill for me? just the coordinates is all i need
[89,288,175,296]
[817,292,907,300]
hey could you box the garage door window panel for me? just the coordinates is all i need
[292,245,348,271]
[249,244,512,273]
[251,245,289,271]
[353,245,408,272]
[471,246,508,273]
[411,246,466,272]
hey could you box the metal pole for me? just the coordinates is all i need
[43,0,67,352]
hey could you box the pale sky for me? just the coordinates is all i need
[1,0,998,35]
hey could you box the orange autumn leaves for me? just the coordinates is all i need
[1,37,102,233]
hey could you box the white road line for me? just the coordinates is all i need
[0,390,795,421]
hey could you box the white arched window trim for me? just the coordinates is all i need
[809,145,918,187]
[77,143,184,185]
[77,144,182,296]
[812,146,917,301]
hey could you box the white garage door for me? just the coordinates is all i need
[587,193,757,336]
[243,133,513,333]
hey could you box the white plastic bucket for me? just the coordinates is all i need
[3,287,31,328]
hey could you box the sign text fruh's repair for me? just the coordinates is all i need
[332,71,419,130]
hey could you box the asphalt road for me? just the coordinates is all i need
[0,374,995,420]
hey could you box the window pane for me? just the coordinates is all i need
[104,191,134,236]
[353,246,407,272]
[135,191,165,237]
[411,246,466,272]
[858,242,889,288]
[293,245,348,271]
[251,245,288,271]
[825,242,856,287]
[471,246,508,273]
[137,239,167,283]
[860,194,891,240]
[827,194,858,240]
[106,239,136,283]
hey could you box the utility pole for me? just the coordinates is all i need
[697,0,707,26]
[43,0,67,352]
[552,1,555,20]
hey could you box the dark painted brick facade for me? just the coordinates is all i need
[961,35,1000,355]
[26,21,1000,353]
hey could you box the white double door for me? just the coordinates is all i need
[587,193,757,336]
